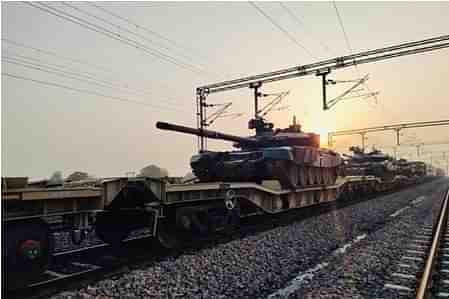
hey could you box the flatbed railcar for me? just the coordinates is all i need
[95,174,425,248]
[1,174,434,286]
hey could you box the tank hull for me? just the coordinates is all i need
[344,161,396,182]
[191,146,342,188]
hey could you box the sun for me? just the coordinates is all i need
[311,127,330,148]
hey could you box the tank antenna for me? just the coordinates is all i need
[249,82,263,119]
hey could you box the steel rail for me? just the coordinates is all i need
[329,120,449,137]
[416,187,449,299]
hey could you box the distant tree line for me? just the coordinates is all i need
[49,164,194,183]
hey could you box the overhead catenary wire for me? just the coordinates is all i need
[32,1,208,75]
[2,39,178,92]
[278,2,331,55]
[331,1,380,104]
[331,2,363,81]
[249,1,316,59]
[2,72,189,113]
[3,52,117,86]
[2,57,189,109]
[197,35,449,92]
[2,38,113,74]
[3,53,189,107]
[332,2,355,56]
[25,2,210,76]
[60,2,202,67]
[86,2,206,60]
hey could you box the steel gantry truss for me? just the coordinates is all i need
[379,140,449,157]
[327,119,449,148]
[195,34,449,152]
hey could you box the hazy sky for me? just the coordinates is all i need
[2,1,449,179]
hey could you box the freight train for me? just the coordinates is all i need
[1,129,439,286]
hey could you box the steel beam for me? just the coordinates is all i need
[328,120,449,147]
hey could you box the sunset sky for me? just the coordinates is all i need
[2,1,449,179]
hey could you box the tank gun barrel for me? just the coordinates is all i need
[156,122,254,145]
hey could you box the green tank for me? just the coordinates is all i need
[156,116,342,189]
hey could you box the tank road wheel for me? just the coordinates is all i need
[278,162,298,189]
[288,163,299,189]
[321,169,327,185]
[298,167,307,187]
[316,168,324,185]
[5,219,51,287]
[323,169,331,185]
[307,167,315,186]
[329,169,335,184]
[328,170,334,185]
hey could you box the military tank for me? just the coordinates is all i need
[343,146,396,181]
[393,159,427,178]
[156,116,342,189]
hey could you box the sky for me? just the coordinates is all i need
[2,1,449,179]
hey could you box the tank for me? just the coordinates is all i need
[156,116,342,189]
[343,146,396,181]
[393,159,427,178]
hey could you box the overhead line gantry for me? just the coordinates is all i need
[327,119,449,148]
[195,34,449,152]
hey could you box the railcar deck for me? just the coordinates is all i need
[165,175,381,214]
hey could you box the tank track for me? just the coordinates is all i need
[268,160,338,189]
[193,159,338,189]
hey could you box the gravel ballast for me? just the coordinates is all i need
[273,180,447,299]
[51,178,449,299]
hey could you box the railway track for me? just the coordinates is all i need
[5,180,439,299]
[5,183,397,299]
[5,235,162,299]
[384,186,449,298]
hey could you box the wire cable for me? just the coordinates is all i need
[2,38,112,74]
[2,39,177,91]
[60,2,200,65]
[249,1,315,59]
[278,2,331,55]
[86,2,205,60]
[2,72,189,112]
[25,2,209,76]
[332,1,381,105]
[3,55,122,87]
[3,55,190,107]
[332,2,354,55]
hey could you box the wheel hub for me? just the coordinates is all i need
[19,240,41,260]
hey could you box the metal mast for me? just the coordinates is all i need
[195,34,449,152]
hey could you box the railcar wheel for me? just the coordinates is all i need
[95,212,132,246]
[224,199,241,234]
[5,219,51,286]
[156,219,183,250]
[277,162,297,189]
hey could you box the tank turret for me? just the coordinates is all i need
[157,116,320,150]
[343,147,396,181]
